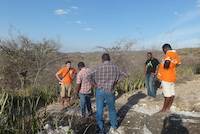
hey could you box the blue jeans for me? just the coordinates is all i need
[145,73,157,97]
[96,88,117,132]
[79,93,92,117]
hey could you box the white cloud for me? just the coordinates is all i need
[142,25,200,49]
[83,27,93,31]
[167,26,200,38]
[176,38,200,48]
[197,0,200,7]
[75,20,82,24]
[172,10,200,28]
[54,9,69,16]
[71,6,79,10]
[173,11,182,17]
[174,11,179,16]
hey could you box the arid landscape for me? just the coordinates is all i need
[1,0,200,133]
[1,36,199,134]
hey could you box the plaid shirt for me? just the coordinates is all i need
[77,67,92,94]
[88,61,126,92]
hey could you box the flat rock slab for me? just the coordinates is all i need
[39,75,200,134]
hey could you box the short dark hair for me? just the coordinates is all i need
[65,61,71,64]
[78,62,85,68]
[102,53,110,61]
[147,52,152,55]
[162,43,172,50]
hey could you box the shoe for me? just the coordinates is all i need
[98,130,105,134]
[88,111,93,117]
[96,129,105,134]
[81,113,86,118]
[109,127,120,134]
[96,126,105,134]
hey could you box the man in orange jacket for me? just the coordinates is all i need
[157,44,181,112]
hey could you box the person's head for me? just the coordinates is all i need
[162,43,172,54]
[147,52,153,60]
[102,53,111,62]
[65,61,71,68]
[77,62,85,70]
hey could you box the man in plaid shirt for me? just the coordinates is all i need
[75,62,93,117]
[88,53,127,134]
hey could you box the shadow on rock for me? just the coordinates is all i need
[117,91,146,126]
[161,114,189,134]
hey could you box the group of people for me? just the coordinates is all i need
[56,53,126,134]
[145,43,181,112]
[55,43,181,134]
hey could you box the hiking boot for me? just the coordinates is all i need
[109,128,120,134]
[81,114,86,118]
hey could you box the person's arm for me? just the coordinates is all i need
[75,73,82,94]
[144,63,147,75]
[155,64,160,78]
[72,68,78,79]
[55,69,63,83]
[75,84,81,93]
[87,69,97,88]
[175,53,181,67]
[154,59,160,76]
[116,67,128,83]
[119,70,128,79]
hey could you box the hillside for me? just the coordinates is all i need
[40,74,200,134]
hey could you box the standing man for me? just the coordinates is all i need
[75,62,93,118]
[144,52,160,98]
[56,61,77,108]
[157,44,181,112]
[88,53,127,134]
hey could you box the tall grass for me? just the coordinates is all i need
[116,74,145,94]
[0,86,58,134]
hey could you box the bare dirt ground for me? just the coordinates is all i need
[41,75,200,134]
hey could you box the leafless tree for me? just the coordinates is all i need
[97,39,136,72]
[0,35,63,90]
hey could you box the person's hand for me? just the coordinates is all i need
[59,81,63,85]
[151,73,156,77]
[74,89,78,94]
[73,89,79,99]
[164,60,171,69]
[91,83,97,89]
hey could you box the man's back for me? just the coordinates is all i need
[90,61,123,92]
[77,67,92,94]
[158,50,181,82]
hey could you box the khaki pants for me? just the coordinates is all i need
[60,84,72,98]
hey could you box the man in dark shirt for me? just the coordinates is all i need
[144,52,160,98]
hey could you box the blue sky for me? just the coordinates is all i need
[0,0,200,52]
